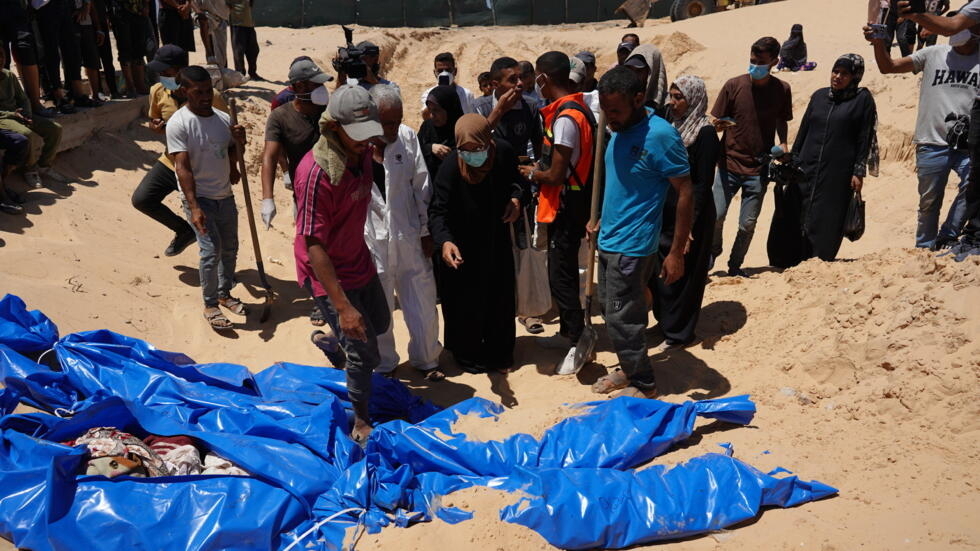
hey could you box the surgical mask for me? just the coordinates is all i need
[459,148,488,167]
[311,85,329,106]
[437,70,454,86]
[160,76,179,91]
[748,63,771,80]
[950,29,972,47]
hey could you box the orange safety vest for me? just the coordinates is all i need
[536,93,595,224]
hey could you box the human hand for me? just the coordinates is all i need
[191,207,207,234]
[149,118,166,133]
[518,164,535,181]
[442,242,463,269]
[502,198,521,223]
[13,109,31,125]
[261,198,276,229]
[337,302,367,342]
[230,165,241,185]
[585,218,600,238]
[660,251,685,285]
[851,175,863,193]
[421,235,434,258]
[431,144,451,159]
[178,2,191,18]
[231,124,246,146]
[496,87,521,112]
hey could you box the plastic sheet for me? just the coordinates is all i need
[0,294,836,551]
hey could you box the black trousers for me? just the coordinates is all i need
[547,188,589,343]
[36,0,82,91]
[111,10,149,64]
[231,26,259,75]
[0,0,37,66]
[159,7,195,52]
[961,99,980,242]
[131,160,194,236]
[96,26,118,95]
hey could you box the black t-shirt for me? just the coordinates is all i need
[264,103,325,179]
[472,94,543,159]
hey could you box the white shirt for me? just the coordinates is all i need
[166,106,234,200]
[552,116,581,179]
[420,84,476,114]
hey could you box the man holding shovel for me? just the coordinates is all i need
[589,66,694,399]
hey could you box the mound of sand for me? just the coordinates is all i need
[2,0,979,549]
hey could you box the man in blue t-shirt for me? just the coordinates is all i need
[589,66,694,398]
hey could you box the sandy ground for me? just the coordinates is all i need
[2,0,980,549]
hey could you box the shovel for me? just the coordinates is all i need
[229,98,275,322]
[564,111,607,375]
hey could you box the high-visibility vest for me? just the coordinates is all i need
[536,93,596,224]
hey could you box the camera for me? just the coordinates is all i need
[333,26,367,80]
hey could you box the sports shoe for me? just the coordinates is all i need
[556,345,588,376]
[727,267,749,278]
[0,200,24,215]
[537,333,572,350]
[164,229,197,257]
[40,167,72,183]
[23,171,43,189]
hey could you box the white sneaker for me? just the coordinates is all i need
[24,171,43,189]
[556,346,585,376]
[537,333,572,350]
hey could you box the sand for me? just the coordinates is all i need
[2,0,979,549]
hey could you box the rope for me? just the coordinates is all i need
[282,507,365,551]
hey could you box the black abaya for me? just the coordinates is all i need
[792,87,876,261]
[651,125,719,346]
[428,138,526,369]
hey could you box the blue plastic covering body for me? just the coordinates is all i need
[0,294,837,550]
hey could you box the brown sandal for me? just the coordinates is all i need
[591,367,630,394]
[204,307,233,330]
[218,296,247,315]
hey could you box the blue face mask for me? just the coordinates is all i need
[160,76,180,91]
[459,149,489,167]
[748,63,771,80]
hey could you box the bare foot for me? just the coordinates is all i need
[351,418,373,445]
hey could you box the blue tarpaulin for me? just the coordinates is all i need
[0,294,837,550]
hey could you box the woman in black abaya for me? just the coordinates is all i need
[792,54,878,261]
[418,85,465,178]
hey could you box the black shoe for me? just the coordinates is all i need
[727,267,749,278]
[32,106,58,118]
[249,73,265,82]
[57,100,76,115]
[0,201,24,215]
[164,230,196,257]
[931,235,957,251]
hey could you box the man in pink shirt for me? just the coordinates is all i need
[293,85,386,444]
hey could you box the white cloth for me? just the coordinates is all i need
[166,106,233,200]
[365,124,443,371]
[552,116,581,179]
[420,84,476,114]
[910,45,980,145]
[582,90,601,122]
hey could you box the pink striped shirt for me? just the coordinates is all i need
[293,148,376,295]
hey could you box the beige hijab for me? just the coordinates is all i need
[455,114,496,185]
[627,44,669,110]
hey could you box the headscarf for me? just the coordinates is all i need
[427,85,465,143]
[670,75,712,148]
[626,44,668,111]
[780,24,807,68]
[314,109,349,185]
[830,54,880,177]
[454,114,496,185]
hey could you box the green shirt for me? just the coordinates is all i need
[228,0,253,27]
[0,69,31,120]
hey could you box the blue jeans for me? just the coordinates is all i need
[183,196,239,307]
[711,168,765,270]
[916,144,971,248]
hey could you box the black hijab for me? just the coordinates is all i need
[780,24,807,67]
[425,85,464,145]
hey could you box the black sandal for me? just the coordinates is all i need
[423,369,446,382]
[310,304,326,327]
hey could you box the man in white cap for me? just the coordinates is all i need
[292,84,387,445]
[366,84,444,381]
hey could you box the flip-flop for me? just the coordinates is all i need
[522,317,545,335]
[423,369,446,382]
[591,367,630,394]
[612,385,658,399]
[310,304,326,327]
[204,308,233,330]
[218,296,247,315]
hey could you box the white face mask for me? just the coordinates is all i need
[311,85,329,106]
[950,29,972,47]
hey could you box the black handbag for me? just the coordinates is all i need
[843,191,866,242]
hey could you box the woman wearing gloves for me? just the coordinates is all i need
[259,57,333,325]
[132,45,229,258]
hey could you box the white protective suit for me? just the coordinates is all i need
[365,124,443,372]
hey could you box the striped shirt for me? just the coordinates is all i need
[293,148,376,295]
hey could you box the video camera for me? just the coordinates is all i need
[332,26,375,80]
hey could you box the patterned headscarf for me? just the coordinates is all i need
[830,54,879,177]
[670,75,712,148]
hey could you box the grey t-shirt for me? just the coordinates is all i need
[167,106,234,200]
[960,0,980,98]
[911,45,980,145]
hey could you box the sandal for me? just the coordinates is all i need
[591,367,630,395]
[521,317,545,335]
[612,385,658,399]
[423,369,446,382]
[310,304,326,327]
[204,307,233,330]
[218,296,247,315]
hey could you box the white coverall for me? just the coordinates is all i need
[365,124,442,372]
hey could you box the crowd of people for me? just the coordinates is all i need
[0,0,262,212]
[3,2,980,443]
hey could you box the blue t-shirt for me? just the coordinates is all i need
[598,110,690,257]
